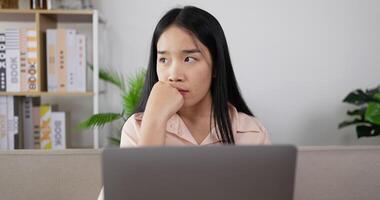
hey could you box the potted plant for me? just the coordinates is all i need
[339,85,380,138]
[79,66,146,145]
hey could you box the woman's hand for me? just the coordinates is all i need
[138,81,184,146]
[144,81,184,121]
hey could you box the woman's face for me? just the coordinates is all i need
[156,25,213,108]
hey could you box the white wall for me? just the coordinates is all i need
[94,0,380,146]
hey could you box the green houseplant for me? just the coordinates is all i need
[79,66,146,145]
[339,85,380,138]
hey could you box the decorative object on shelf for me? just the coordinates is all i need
[339,85,380,138]
[30,0,47,9]
[0,0,18,9]
[79,67,146,145]
[46,0,93,10]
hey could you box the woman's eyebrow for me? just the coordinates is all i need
[157,50,167,54]
[157,49,201,54]
[182,49,201,54]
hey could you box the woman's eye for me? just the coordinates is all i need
[184,56,196,63]
[159,58,168,63]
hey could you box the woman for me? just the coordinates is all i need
[123,5,270,146]
[98,5,270,199]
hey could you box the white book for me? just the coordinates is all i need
[76,34,86,92]
[66,29,77,92]
[7,96,14,149]
[46,29,58,91]
[5,28,20,92]
[23,97,34,149]
[0,97,8,149]
[51,112,66,149]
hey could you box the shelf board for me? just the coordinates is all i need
[0,9,93,15]
[0,92,94,97]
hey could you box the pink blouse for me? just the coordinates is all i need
[120,104,270,147]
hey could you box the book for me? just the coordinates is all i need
[39,105,52,149]
[76,34,86,92]
[19,28,28,92]
[32,106,40,149]
[6,96,14,149]
[13,97,22,149]
[27,29,38,92]
[5,28,20,92]
[0,97,8,149]
[51,112,66,149]
[20,97,41,149]
[66,29,76,92]
[0,33,6,91]
[57,29,67,92]
[46,29,58,91]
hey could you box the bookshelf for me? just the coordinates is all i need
[0,9,100,149]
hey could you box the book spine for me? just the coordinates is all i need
[27,29,38,92]
[19,28,28,92]
[0,33,6,91]
[57,29,67,92]
[32,106,40,149]
[5,28,20,92]
[13,97,22,149]
[46,29,58,92]
[0,97,8,149]
[76,34,86,92]
[23,97,34,148]
[6,96,14,149]
[66,29,76,92]
[51,112,66,149]
[40,105,52,149]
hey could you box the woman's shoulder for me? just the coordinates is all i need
[234,112,271,144]
[235,112,266,133]
[120,112,144,147]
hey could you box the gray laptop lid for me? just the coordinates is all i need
[102,145,297,200]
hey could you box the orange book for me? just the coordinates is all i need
[57,29,67,92]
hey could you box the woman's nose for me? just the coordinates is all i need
[168,63,184,82]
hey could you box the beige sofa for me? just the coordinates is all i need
[0,146,379,200]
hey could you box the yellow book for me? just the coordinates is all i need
[39,105,52,149]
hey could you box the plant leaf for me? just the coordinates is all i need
[108,136,121,146]
[365,102,380,125]
[347,107,366,117]
[343,89,371,105]
[356,125,380,138]
[365,85,380,96]
[373,92,380,101]
[88,64,125,90]
[338,119,367,129]
[123,69,146,116]
[78,113,122,129]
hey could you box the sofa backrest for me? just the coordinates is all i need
[1,146,380,200]
[295,146,380,200]
[0,149,102,200]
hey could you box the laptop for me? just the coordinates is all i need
[102,145,297,200]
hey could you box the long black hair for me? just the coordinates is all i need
[134,6,253,144]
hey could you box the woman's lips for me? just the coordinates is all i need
[177,89,189,96]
